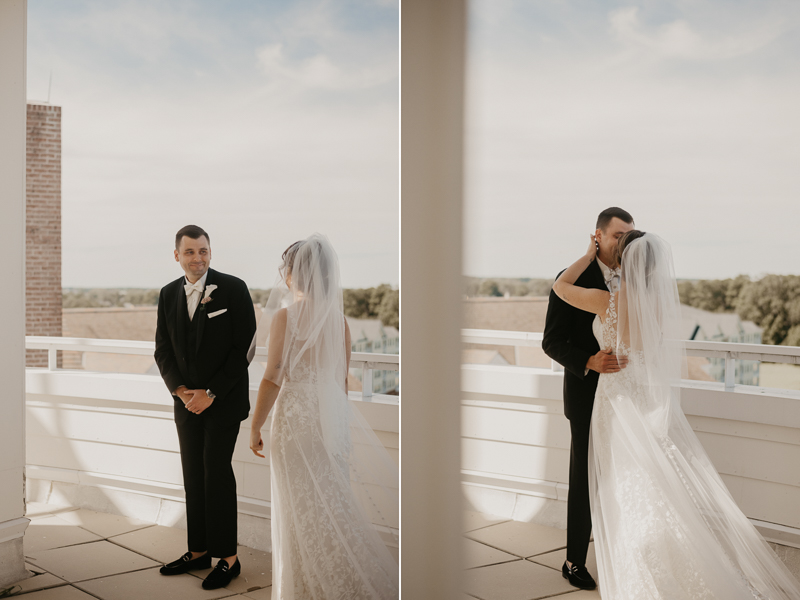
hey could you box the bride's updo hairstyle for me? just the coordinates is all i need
[279,241,303,284]
[616,229,662,294]
[279,238,331,296]
[613,229,646,267]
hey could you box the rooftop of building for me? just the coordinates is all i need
[681,304,762,339]
[349,318,399,342]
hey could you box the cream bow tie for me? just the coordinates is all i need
[605,269,621,291]
[184,281,204,296]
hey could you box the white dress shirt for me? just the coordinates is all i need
[185,271,209,321]
[597,257,620,293]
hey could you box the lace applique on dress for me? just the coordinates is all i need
[595,294,628,398]
[269,306,398,600]
[588,294,793,599]
[283,307,319,385]
[600,291,617,350]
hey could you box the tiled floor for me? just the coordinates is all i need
[5,504,592,599]
[2,503,271,599]
[463,511,601,600]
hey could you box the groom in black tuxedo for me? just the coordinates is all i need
[542,207,634,591]
[154,225,256,590]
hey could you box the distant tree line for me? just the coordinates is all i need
[678,275,800,346]
[342,284,399,329]
[464,277,554,298]
[62,284,400,330]
[249,289,272,307]
[249,285,398,329]
[62,288,160,308]
[462,274,800,346]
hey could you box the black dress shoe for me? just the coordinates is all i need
[562,561,597,590]
[202,558,241,590]
[159,551,211,575]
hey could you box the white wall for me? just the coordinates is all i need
[682,383,800,535]
[0,0,31,588]
[25,370,399,553]
[461,364,800,548]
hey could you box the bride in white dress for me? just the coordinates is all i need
[249,233,398,599]
[553,231,800,599]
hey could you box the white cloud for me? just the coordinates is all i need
[464,1,800,280]
[256,43,395,91]
[27,0,398,289]
[609,6,785,61]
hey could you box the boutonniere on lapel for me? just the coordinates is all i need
[198,285,218,313]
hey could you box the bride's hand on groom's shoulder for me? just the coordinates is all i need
[250,431,265,458]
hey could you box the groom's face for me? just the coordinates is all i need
[596,217,634,266]
[175,235,211,282]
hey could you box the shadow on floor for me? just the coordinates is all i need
[2,502,271,600]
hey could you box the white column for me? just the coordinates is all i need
[0,0,31,588]
[401,1,466,597]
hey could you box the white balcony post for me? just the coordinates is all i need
[362,367,373,399]
[0,0,31,587]
[48,347,58,371]
[725,355,736,390]
[402,0,466,596]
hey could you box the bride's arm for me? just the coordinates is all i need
[552,234,610,316]
[250,309,287,458]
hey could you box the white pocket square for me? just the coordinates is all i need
[207,308,228,319]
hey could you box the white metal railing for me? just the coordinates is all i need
[26,336,399,399]
[462,328,800,391]
[461,329,564,372]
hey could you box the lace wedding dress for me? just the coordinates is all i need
[588,238,800,600]
[264,235,398,600]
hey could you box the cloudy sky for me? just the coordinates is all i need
[27,0,398,289]
[464,0,800,280]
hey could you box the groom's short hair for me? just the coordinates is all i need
[175,225,210,250]
[596,207,634,231]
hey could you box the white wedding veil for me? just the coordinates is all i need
[615,232,686,437]
[592,232,800,598]
[258,233,399,573]
[262,234,351,455]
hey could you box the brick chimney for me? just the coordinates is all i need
[26,103,62,367]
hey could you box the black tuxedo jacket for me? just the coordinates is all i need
[542,259,607,423]
[154,268,257,426]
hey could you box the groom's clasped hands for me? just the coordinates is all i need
[175,385,214,414]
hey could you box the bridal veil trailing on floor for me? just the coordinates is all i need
[259,234,398,600]
[589,233,800,600]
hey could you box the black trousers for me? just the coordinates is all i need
[566,414,592,566]
[174,404,241,558]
